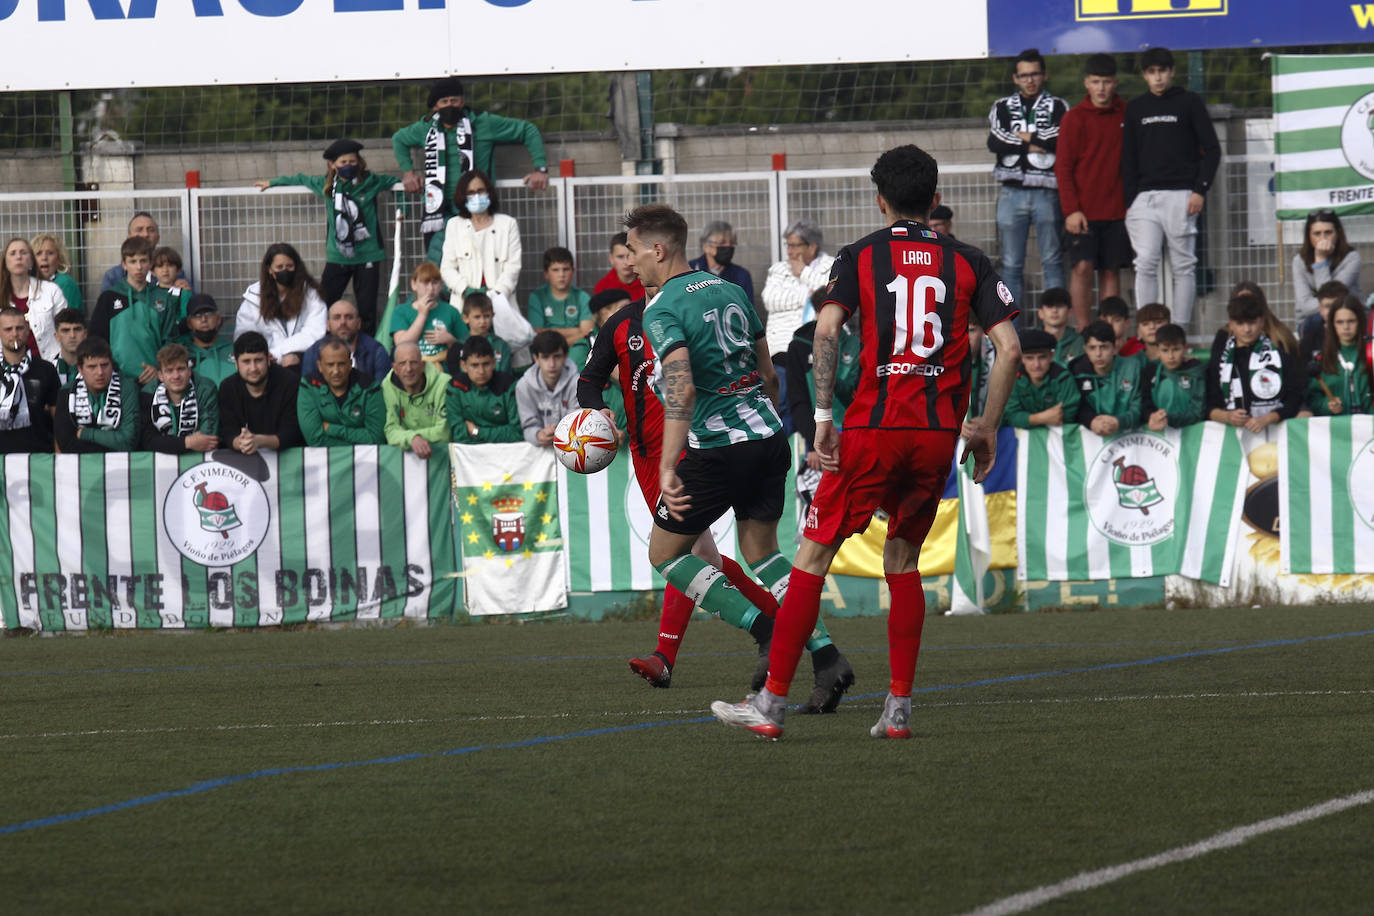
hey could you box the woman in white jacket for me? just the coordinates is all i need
[439,170,534,355]
[761,219,835,359]
[1,236,67,360]
[235,242,328,367]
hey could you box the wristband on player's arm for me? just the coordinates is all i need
[813,408,832,423]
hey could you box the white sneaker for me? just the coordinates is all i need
[870,693,912,739]
[710,690,785,741]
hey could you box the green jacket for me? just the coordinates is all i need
[446,371,522,444]
[1144,359,1206,427]
[268,171,398,265]
[391,109,547,218]
[59,374,140,452]
[176,335,238,389]
[53,271,82,314]
[382,362,452,449]
[139,377,220,453]
[1054,327,1085,366]
[100,280,184,380]
[1070,352,1143,430]
[444,331,512,376]
[1308,344,1373,415]
[1004,363,1081,428]
[297,371,386,446]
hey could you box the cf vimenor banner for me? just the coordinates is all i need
[986,1,1374,57]
[0,0,988,92]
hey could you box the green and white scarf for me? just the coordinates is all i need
[151,378,200,436]
[332,179,371,259]
[421,110,475,236]
[70,370,122,429]
[0,352,31,424]
[1218,333,1284,415]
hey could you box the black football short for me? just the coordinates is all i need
[654,434,790,535]
[1066,219,1134,270]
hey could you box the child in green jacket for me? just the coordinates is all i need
[1070,320,1143,435]
[1308,296,1372,416]
[1143,323,1205,429]
[446,337,522,444]
[1004,329,1081,428]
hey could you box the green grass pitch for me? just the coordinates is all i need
[2,605,1372,914]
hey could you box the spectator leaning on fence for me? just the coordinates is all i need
[176,294,236,388]
[256,139,399,337]
[139,343,219,455]
[1308,296,1372,417]
[446,335,522,444]
[54,335,138,454]
[1121,47,1220,327]
[1206,294,1305,434]
[393,77,549,257]
[762,219,835,359]
[383,342,451,459]
[2,236,66,361]
[592,232,645,301]
[50,307,86,386]
[0,306,62,454]
[99,213,189,293]
[1004,328,1079,429]
[235,243,328,369]
[987,47,1068,309]
[1141,323,1205,430]
[516,329,579,447]
[1055,53,1131,331]
[1071,319,1142,435]
[301,299,392,383]
[298,336,386,447]
[689,221,756,306]
[30,233,82,315]
[1292,210,1362,341]
[217,331,304,454]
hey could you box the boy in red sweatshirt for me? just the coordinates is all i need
[1055,53,1131,331]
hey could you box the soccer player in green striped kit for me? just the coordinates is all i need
[626,204,854,711]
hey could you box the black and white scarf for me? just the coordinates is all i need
[151,379,200,436]
[1218,333,1284,415]
[421,110,475,236]
[71,370,122,429]
[0,353,31,424]
[332,180,370,259]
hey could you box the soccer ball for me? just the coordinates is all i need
[553,408,619,474]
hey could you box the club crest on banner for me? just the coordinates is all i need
[1341,91,1374,182]
[1349,436,1374,532]
[164,462,270,566]
[1084,432,1179,545]
[492,495,525,551]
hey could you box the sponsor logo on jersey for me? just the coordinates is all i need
[877,361,945,377]
[717,370,761,394]
[997,281,1014,305]
[683,278,724,293]
[628,334,644,351]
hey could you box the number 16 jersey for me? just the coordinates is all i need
[821,219,1018,431]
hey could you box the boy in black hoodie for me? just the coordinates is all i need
[1121,47,1220,328]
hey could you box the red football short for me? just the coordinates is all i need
[804,427,958,545]
[632,451,662,510]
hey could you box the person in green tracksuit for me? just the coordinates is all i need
[1038,287,1084,367]
[89,237,187,386]
[256,139,399,336]
[383,342,452,459]
[1070,319,1142,434]
[445,336,522,444]
[1308,297,1372,416]
[175,294,237,388]
[1004,328,1081,428]
[297,337,386,447]
[54,336,140,453]
[391,77,549,259]
[526,247,594,369]
[1142,323,1206,430]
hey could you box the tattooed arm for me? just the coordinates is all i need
[657,348,696,520]
[811,303,845,471]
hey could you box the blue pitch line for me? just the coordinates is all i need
[0,639,1257,680]
[3,627,1372,838]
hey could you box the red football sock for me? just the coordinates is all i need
[720,555,779,618]
[886,569,926,697]
[654,585,696,667]
[763,568,825,698]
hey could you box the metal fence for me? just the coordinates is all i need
[0,159,1353,340]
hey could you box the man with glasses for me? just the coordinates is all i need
[987,48,1067,312]
[688,220,756,306]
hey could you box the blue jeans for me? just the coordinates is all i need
[996,185,1065,310]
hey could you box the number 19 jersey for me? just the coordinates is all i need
[821,219,1018,431]
[643,270,782,450]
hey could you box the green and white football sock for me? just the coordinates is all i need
[656,553,767,639]
[750,551,833,653]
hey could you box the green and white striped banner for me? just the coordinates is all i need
[1273,53,1374,219]
[0,448,457,631]
[1017,423,1248,586]
[1280,415,1374,574]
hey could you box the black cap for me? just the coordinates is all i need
[589,289,632,313]
[323,138,363,161]
[1019,328,1057,353]
[930,205,953,221]
[428,77,465,108]
[186,293,218,316]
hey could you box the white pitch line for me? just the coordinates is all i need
[961,789,1374,916]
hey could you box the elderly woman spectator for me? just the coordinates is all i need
[761,219,835,358]
[1293,209,1362,339]
[30,233,83,314]
[235,242,328,369]
[688,220,755,305]
[1,236,66,359]
[438,169,534,358]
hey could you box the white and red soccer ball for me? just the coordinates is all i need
[553,408,619,474]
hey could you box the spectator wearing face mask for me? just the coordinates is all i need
[688,220,755,307]
[254,140,400,337]
[234,243,328,370]
[392,77,549,259]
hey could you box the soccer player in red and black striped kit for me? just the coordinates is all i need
[713,144,1022,740]
[578,288,854,710]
